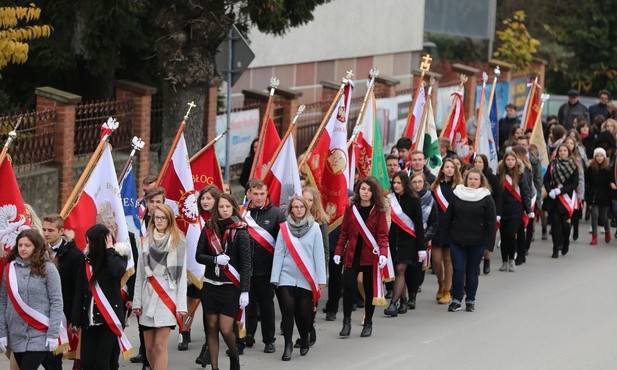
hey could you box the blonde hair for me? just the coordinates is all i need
[148,204,182,250]
[24,203,43,235]
[302,187,330,224]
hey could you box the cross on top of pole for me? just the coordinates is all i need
[184,101,196,121]
[420,54,432,72]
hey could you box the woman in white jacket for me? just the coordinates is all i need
[271,196,326,361]
[133,204,187,370]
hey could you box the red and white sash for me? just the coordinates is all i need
[522,194,537,227]
[244,211,276,254]
[388,193,417,238]
[558,190,577,218]
[504,175,523,203]
[433,185,449,213]
[147,275,181,326]
[279,222,322,303]
[85,263,134,359]
[351,206,388,306]
[5,262,69,354]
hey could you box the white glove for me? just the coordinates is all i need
[47,337,58,352]
[527,212,535,219]
[239,292,249,309]
[548,189,557,199]
[333,255,341,265]
[0,337,6,353]
[378,255,387,269]
[496,216,501,223]
[554,188,561,196]
[215,254,230,266]
[418,250,427,262]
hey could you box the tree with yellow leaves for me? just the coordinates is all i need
[0,4,52,72]
[493,10,539,72]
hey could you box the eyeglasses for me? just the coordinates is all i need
[291,205,306,209]
[154,216,167,221]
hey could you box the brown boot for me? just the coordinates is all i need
[436,281,444,302]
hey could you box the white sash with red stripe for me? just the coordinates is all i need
[351,206,388,306]
[5,262,69,354]
[504,175,522,203]
[433,185,449,213]
[388,193,417,238]
[279,222,322,303]
[85,263,134,359]
[244,212,276,254]
[147,275,181,326]
[558,190,577,218]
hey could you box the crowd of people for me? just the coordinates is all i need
[2,88,617,370]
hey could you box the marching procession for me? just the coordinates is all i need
[2,61,617,370]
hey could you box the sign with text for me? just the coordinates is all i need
[215,108,260,166]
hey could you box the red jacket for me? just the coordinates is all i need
[334,204,389,268]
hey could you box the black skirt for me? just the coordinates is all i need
[187,284,202,299]
[201,283,240,318]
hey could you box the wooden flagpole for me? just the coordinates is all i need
[189,129,229,163]
[60,117,119,218]
[249,77,280,179]
[155,101,197,187]
[439,74,468,139]
[118,136,146,184]
[297,71,354,171]
[474,73,489,152]
[347,68,379,148]
[409,54,432,151]
[262,104,306,178]
[0,118,22,169]
[415,77,436,152]
[522,76,539,131]
[486,66,501,118]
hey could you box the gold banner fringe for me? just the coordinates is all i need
[372,297,387,306]
[236,321,246,339]
[122,348,136,361]
[54,343,70,356]
[188,271,203,290]
[121,266,136,288]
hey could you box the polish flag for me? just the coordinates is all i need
[254,117,281,180]
[522,81,541,131]
[63,145,134,273]
[190,145,224,192]
[403,85,426,150]
[158,133,204,288]
[442,91,471,162]
[304,82,353,228]
[263,133,302,208]
[0,158,31,281]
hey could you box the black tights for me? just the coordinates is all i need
[392,262,417,301]
[343,265,374,323]
[278,286,313,344]
[206,313,236,369]
[13,351,48,370]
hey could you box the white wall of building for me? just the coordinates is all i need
[247,0,425,68]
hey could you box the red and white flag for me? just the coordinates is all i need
[190,145,224,192]
[442,91,471,162]
[254,117,281,180]
[64,145,134,272]
[522,80,541,131]
[0,158,31,279]
[263,133,302,208]
[350,91,376,182]
[158,133,203,288]
[403,85,426,150]
[304,82,353,228]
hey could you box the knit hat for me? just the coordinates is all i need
[593,147,607,158]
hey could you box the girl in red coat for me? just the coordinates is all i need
[333,177,389,338]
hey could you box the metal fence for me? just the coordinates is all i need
[75,99,134,155]
[0,109,56,170]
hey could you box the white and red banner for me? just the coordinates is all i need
[243,212,275,254]
[442,92,471,162]
[522,80,541,131]
[350,91,376,182]
[158,133,203,288]
[0,158,30,265]
[263,133,302,208]
[254,116,281,180]
[404,85,426,151]
[190,145,224,192]
[304,82,353,229]
[280,222,322,303]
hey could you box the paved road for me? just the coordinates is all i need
[3,222,617,369]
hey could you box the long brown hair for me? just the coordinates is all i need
[147,204,182,250]
[431,158,462,191]
[302,187,330,224]
[210,194,245,238]
[8,229,51,276]
[197,185,221,214]
[498,152,521,190]
[352,176,387,210]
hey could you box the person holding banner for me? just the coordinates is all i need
[0,229,63,370]
[439,168,496,312]
[383,172,424,317]
[543,144,580,258]
[72,224,129,370]
[196,194,251,370]
[133,204,187,370]
[431,159,462,304]
[271,196,326,361]
[334,177,389,338]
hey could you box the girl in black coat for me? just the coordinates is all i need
[473,154,502,274]
[543,144,580,258]
[585,147,615,244]
[72,224,129,370]
[384,171,424,317]
[196,194,252,370]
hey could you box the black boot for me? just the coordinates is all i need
[398,297,408,314]
[299,336,310,356]
[552,247,559,259]
[309,326,316,346]
[230,351,240,370]
[383,299,398,317]
[408,293,417,310]
[483,259,491,274]
[360,321,372,337]
[339,317,351,337]
[195,344,210,367]
[178,331,190,351]
[282,342,293,361]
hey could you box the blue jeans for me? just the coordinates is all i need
[450,244,485,304]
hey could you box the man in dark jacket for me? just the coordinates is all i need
[558,89,590,130]
[244,179,286,354]
[589,90,610,123]
[499,103,521,148]
[408,150,436,184]
[42,213,84,370]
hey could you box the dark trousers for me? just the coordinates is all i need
[342,265,374,323]
[549,209,571,251]
[450,244,484,304]
[525,218,534,251]
[324,252,343,313]
[404,261,422,296]
[500,218,522,262]
[136,314,149,365]
[80,325,120,370]
[14,351,49,370]
[517,222,527,262]
[246,275,276,344]
[41,351,62,370]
